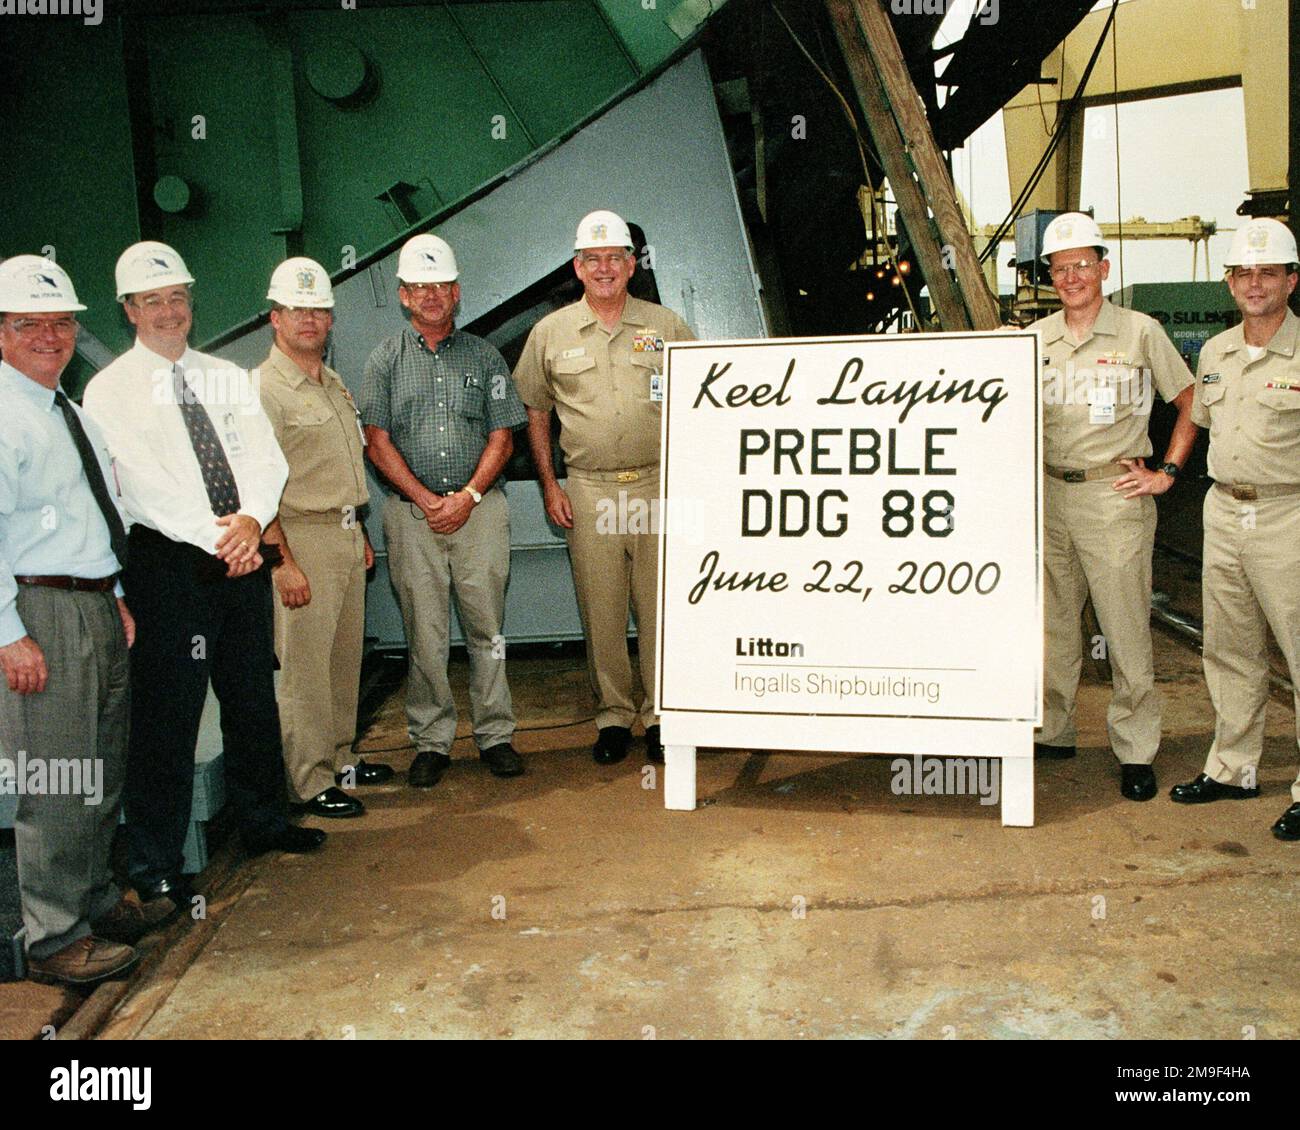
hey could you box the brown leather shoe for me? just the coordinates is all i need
[27,936,138,986]
[90,896,172,945]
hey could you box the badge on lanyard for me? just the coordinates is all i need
[650,373,664,403]
[1088,385,1116,426]
[221,412,246,456]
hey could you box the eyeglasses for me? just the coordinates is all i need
[279,306,332,320]
[403,282,455,295]
[4,317,79,338]
[579,253,630,269]
[131,292,192,311]
[1048,259,1101,281]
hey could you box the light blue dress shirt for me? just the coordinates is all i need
[0,361,126,646]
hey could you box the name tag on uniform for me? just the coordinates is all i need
[650,373,664,403]
[1202,372,1221,384]
[561,347,586,360]
[1088,386,1115,426]
[632,333,664,353]
[221,412,246,456]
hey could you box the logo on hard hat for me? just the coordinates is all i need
[591,223,608,241]
[146,256,171,271]
[1247,226,1269,251]
[31,273,57,289]
[1057,220,1073,238]
[296,268,317,291]
[419,251,440,266]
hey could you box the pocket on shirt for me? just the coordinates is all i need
[1256,388,1300,443]
[452,380,485,420]
[1200,382,1226,410]
[630,352,662,404]
[288,406,333,427]
[552,354,598,404]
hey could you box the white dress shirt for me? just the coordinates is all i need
[83,340,287,554]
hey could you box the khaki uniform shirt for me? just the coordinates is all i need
[1036,299,1193,468]
[258,344,369,519]
[1192,308,1300,486]
[512,294,694,471]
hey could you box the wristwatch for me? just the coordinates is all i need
[462,485,483,505]
[1157,462,1180,479]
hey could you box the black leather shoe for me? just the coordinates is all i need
[409,751,451,788]
[593,726,631,765]
[245,824,327,855]
[644,725,663,764]
[1120,764,1157,802]
[1034,742,1076,760]
[480,743,524,777]
[1169,772,1260,804]
[91,896,173,944]
[337,759,395,787]
[1271,802,1300,841]
[135,876,194,922]
[304,786,365,818]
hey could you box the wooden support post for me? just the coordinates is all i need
[827,0,1003,330]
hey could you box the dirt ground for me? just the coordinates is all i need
[71,630,1298,1042]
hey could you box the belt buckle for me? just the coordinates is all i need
[1232,485,1258,501]
[616,470,640,483]
[1063,470,1085,484]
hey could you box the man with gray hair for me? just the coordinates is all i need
[0,256,155,984]
[361,233,528,788]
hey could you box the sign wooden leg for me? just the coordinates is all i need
[1000,743,1034,827]
[664,744,697,810]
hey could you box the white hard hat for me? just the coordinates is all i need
[267,256,335,308]
[1223,218,1299,268]
[115,240,195,301]
[1040,212,1108,262]
[574,209,633,252]
[0,255,87,313]
[397,234,458,283]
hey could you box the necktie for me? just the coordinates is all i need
[173,364,241,517]
[53,389,129,569]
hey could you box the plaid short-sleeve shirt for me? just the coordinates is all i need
[360,327,526,493]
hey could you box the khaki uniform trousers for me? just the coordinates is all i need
[1201,487,1300,801]
[273,517,367,801]
[565,467,659,730]
[383,490,514,753]
[1039,476,1161,764]
[0,587,127,958]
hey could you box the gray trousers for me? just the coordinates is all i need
[383,490,515,753]
[0,586,128,957]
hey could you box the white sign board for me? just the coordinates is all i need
[656,332,1042,826]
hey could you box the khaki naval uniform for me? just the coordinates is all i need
[1193,308,1300,800]
[513,294,694,729]
[259,345,370,801]
[1035,300,1194,762]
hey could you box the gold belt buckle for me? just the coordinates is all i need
[1232,485,1258,501]
[616,470,640,483]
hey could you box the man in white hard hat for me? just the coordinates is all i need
[257,258,387,819]
[0,257,162,985]
[83,241,324,917]
[360,233,528,787]
[1032,211,1197,801]
[513,210,694,766]
[1170,218,1300,839]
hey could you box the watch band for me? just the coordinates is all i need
[463,485,483,504]
[1157,462,1180,479]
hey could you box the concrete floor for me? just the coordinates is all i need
[80,629,1300,1041]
